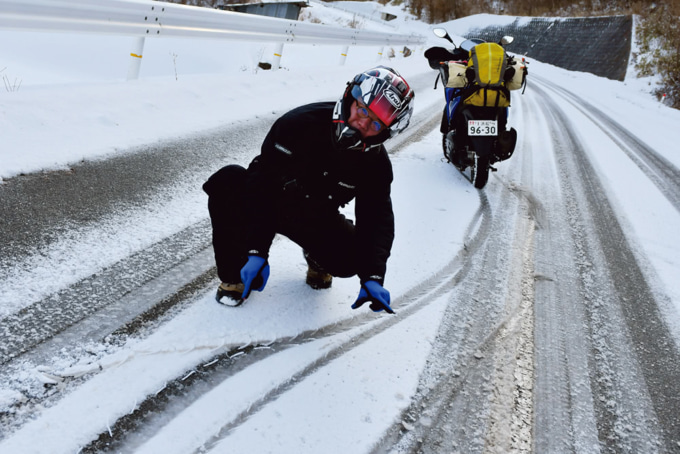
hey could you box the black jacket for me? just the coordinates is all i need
[244,102,395,283]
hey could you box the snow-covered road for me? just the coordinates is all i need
[2,71,680,452]
[2,4,680,451]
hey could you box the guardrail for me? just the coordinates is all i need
[0,0,426,77]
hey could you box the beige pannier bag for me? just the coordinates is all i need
[506,57,528,91]
[446,61,468,88]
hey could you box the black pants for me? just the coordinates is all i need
[203,165,360,284]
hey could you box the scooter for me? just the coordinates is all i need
[425,28,525,188]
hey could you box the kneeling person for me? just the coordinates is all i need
[203,66,415,313]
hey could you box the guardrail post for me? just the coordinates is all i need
[377,46,384,61]
[127,37,145,80]
[339,45,349,66]
[272,43,284,71]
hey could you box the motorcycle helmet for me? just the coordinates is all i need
[333,66,415,151]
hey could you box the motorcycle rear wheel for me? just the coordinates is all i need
[473,155,490,189]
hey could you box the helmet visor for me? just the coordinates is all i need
[351,83,402,127]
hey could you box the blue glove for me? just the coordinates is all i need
[351,280,394,314]
[240,255,270,299]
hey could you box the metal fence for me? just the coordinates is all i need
[0,0,426,77]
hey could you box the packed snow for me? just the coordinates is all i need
[1,1,680,453]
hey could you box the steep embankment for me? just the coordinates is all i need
[467,15,632,81]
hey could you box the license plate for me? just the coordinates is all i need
[468,120,498,136]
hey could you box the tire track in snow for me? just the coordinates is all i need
[193,191,493,454]
[533,82,680,452]
[81,190,493,453]
[533,75,680,214]
[370,145,539,453]
[527,86,603,452]
[481,93,538,454]
[0,221,213,366]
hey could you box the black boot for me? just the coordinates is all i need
[303,251,332,290]
[216,282,245,306]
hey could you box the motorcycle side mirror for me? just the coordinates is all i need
[500,36,514,45]
[433,27,454,44]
